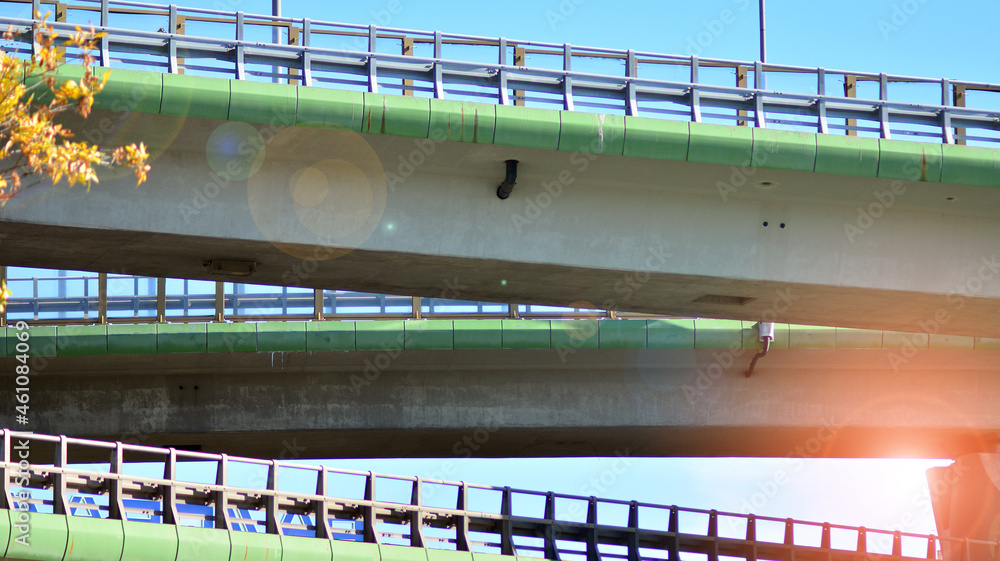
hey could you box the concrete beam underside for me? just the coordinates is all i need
[2,111,1000,336]
[3,348,998,460]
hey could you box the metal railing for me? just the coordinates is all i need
[0,0,998,144]
[1,429,994,561]
[0,266,650,326]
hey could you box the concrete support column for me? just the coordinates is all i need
[928,454,1000,561]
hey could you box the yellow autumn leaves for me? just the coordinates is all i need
[0,13,150,204]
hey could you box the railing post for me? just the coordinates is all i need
[235,12,245,80]
[543,491,558,559]
[167,5,179,74]
[302,18,313,87]
[736,64,747,126]
[690,56,701,123]
[215,453,232,530]
[314,289,325,321]
[500,486,515,555]
[585,497,599,561]
[498,38,509,105]
[746,514,758,561]
[627,501,641,561]
[156,277,166,323]
[0,265,6,327]
[266,459,282,534]
[941,79,954,144]
[163,448,179,524]
[821,522,831,549]
[626,49,638,116]
[410,477,425,547]
[857,527,867,555]
[367,25,378,93]
[363,471,380,543]
[456,482,471,551]
[99,0,109,66]
[514,46,526,107]
[401,36,413,96]
[214,281,224,322]
[433,31,444,99]
[288,25,300,84]
[314,467,332,539]
[412,296,421,320]
[108,442,125,519]
[52,435,68,515]
[953,83,967,145]
[892,531,902,558]
[667,506,680,561]
[879,73,891,139]
[98,272,107,325]
[844,74,857,136]
[817,68,829,134]
[562,43,573,111]
[754,60,766,128]
[783,518,794,545]
[925,536,937,560]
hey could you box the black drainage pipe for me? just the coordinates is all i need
[496,160,519,199]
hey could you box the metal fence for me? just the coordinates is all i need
[0,266,651,326]
[0,0,998,144]
[2,429,995,561]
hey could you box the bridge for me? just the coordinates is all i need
[0,0,999,555]
[0,0,999,336]
[0,430,996,561]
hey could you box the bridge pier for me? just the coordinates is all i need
[928,454,1000,561]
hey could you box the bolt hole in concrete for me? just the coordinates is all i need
[194,386,199,390]
[946,196,955,201]
[179,385,184,390]
[780,223,786,228]
[763,221,768,227]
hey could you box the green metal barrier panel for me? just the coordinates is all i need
[229,80,297,126]
[622,117,689,161]
[501,319,550,349]
[331,540,381,561]
[108,325,157,354]
[156,323,208,353]
[494,105,561,150]
[426,549,473,561]
[306,321,357,351]
[279,534,333,561]
[835,328,885,349]
[160,74,230,120]
[256,321,307,352]
[56,325,108,356]
[93,68,163,115]
[0,509,11,558]
[120,520,178,561]
[941,144,1000,187]
[175,526,231,561]
[751,128,817,172]
[404,320,454,350]
[693,319,743,349]
[428,100,496,144]
[65,516,125,561]
[558,112,625,155]
[296,87,365,131]
[788,325,837,349]
[228,531,281,561]
[598,319,646,348]
[814,135,879,177]
[356,320,405,351]
[207,323,257,353]
[380,544,429,561]
[646,319,695,349]
[362,94,430,138]
[550,319,599,350]
[877,139,943,182]
[452,319,502,349]
[687,122,754,166]
[4,512,69,561]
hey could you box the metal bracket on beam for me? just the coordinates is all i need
[745,322,774,378]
